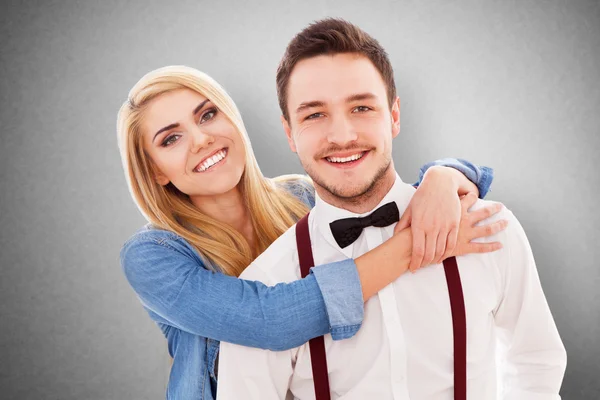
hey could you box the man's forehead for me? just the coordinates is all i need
[287,53,387,107]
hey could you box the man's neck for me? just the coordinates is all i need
[315,166,398,214]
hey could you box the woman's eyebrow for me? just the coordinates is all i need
[153,99,211,143]
[153,123,179,142]
[193,99,210,115]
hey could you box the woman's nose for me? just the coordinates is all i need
[190,127,215,153]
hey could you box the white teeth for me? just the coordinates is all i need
[326,153,363,163]
[196,149,227,172]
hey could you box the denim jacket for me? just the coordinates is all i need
[119,158,493,399]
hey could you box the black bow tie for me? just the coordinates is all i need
[329,202,400,249]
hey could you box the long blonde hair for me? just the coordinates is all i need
[117,65,310,277]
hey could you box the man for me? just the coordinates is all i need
[217,18,566,399]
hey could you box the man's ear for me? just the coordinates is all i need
[281,115,297,153]
[391,96,401,139]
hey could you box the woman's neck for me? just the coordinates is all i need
[190,188,255,247]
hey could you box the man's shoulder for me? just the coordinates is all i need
[460,199,526,269]
[467,198,516,241]
[472,198,512,222]
[239,224,301,283]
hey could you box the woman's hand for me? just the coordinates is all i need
[395,166,479,272]
[398,192,507,272]
[355,192,506,299]
[451,192,507,259]
[395,165,507,272]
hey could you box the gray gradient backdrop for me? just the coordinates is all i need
[0,0,598,399]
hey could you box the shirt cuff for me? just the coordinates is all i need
[310,259,364,340]
[418,158,494,199]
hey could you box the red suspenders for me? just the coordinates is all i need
[295,212,467,400]
[297,213,332,400]
[443,256,468,399]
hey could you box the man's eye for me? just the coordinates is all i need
[161,134,180,147]
[352,106,371,113]
[305,112,324,120]
[200,108,218,124]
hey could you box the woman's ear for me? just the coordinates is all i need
[154,171,170,186]
[149,161,170,186]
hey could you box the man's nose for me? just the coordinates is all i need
[190,126,215,153]
[326,115,358,145]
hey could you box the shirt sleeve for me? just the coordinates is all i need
[493,210,567,399]
[120,233,363,350]
[416,158,494,198]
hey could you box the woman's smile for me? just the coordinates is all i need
[193,147,228,173]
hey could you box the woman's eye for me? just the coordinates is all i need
[200,108,217,124]
[161,134,180,147]
[352,106,371,113]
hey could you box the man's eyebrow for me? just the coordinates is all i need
[345,92,377,103]
[152,99,211,143]
[296,100,325,114]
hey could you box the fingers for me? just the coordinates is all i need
[468,202,504,224]
[433,231,446,264]
[460,192,478,212]
[421,232,438,268]
[410,228,425,272]
[440,226,458,262]
[395,207,411,234]
[469,219,509,240]
[465,241,503,254]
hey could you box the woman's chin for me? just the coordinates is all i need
[188,179,243,199]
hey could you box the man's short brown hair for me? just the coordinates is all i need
[276,18,397,121]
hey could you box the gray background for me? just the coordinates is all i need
[0,0,598,399]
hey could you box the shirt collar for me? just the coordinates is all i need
[310,173,416,259]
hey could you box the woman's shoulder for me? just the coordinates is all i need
[122,223,182,247]
[272,174,316,207]
[120,224,208,285]
[120,223,200,265]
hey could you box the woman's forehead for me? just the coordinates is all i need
[142,89,210,134]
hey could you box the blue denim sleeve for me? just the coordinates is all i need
[120,233,362,351]
[310,259,363,340]
[416,158,494,198]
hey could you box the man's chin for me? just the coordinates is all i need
[317,180,373,199]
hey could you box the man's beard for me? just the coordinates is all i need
[302,155,392,202]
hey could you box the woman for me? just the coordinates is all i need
[117,66,505,399]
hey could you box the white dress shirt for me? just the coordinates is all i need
[217,174,566,400]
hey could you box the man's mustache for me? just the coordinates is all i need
[314,144,375,159]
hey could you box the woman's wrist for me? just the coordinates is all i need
[424,165,479,197]
[355,228,412,300]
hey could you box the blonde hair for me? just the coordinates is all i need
[117,65,310,277]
